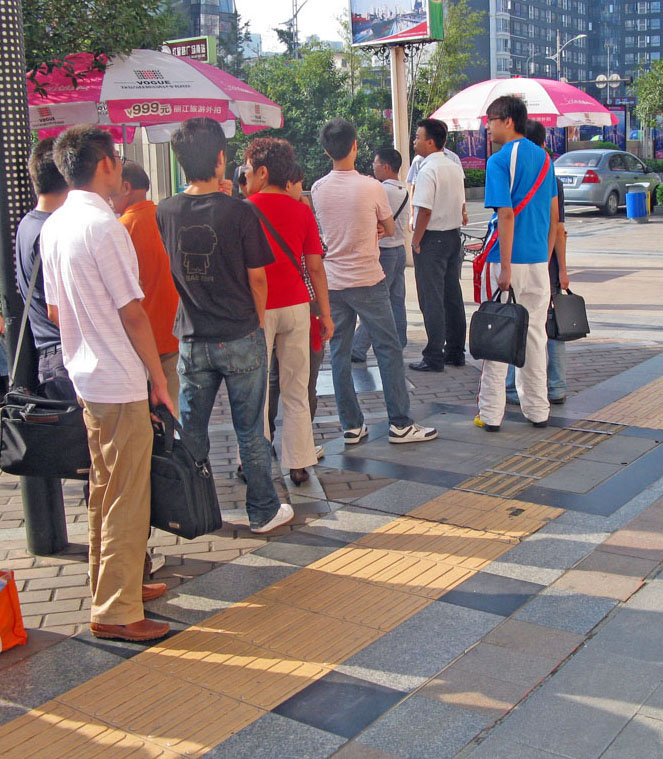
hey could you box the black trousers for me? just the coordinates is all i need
[413,228,466,369]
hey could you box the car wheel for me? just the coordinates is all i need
[601,191,619,216]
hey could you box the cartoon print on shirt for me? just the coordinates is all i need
[177,225,217,278]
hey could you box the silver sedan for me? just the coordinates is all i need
[554,149,660,216]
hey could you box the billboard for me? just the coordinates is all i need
[454,129,486,170]
[604,106,626,150]
[350,1,444,46]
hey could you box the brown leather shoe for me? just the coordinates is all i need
[289,468,310,486]
[90,618,170,641]
[142,583,168,602]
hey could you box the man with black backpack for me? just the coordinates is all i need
[351,148,409,362]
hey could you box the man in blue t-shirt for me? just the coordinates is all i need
[475,96,558,431]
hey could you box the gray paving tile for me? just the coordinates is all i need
[301,507,395,544]
[253,530,346,567]
[588,606,663,664]
[487,522,608,586]
[273,670,405,740]
[337,603,502,692]
[0,637,126,709]
[146,554,299,624]
[514,587,617,634]
[0,700,30,728]
[640,683,663,721]
[452,642,559,686]
[201,712,344,759]
[536,460,622,494]
[356,695,490,759]
[333,744,404,759]
[439,572,543,617]
[352,480,448,515]
[601,714,663,758]
[487,647,663,758]
[461,735,573,758]
[579,436,657,466]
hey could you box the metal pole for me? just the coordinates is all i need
[390,45,412,263]
[0,0,67,555]
[557,29,562,81]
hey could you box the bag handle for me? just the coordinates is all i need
[491,287,518,304]
[152,404,211,475]
[246,201,307,283]
[9,251,42,388]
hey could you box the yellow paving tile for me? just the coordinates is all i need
[55,660,263,757]
[525,440,584,462]
[456,471,536,498]
[0,701,181,759]
[409,491,562,538]
[135,630,331,710]
[487,454,563,479]
[566,420,625,434]
[354,517,516,567]
[308,544,478,598]
[591,377,663,429]
[251,568,433,631]
[200,599,383,664]
[544,428,607,448]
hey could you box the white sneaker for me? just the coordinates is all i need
[251,503,295,534]
[314,445,325,459]
[388,423,438,444]
[344,423,368,444]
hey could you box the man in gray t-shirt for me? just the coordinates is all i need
[352,148,409,361]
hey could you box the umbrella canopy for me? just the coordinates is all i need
[27,49,283,141]
[430,78,618,131]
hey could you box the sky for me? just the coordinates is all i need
[236,0,348,53]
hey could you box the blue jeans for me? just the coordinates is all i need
[177,330,280,529]
[329,281,411,430]
[352,246,407,359]
[506,338,567,402]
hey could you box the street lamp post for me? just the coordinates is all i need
[547,31,587,81]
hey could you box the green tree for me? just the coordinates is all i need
[633,61,663,127]
[410,0,485,127]
[23,0,183,78]
[218,12,251,77]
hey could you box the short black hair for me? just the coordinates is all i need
[525,119,546,148]
[122,160,150,191]
[320,118,357,160]
[417,119,448,149]
[375,147,402,173]
[486,96,528,135]
[28,137,68,195]
[290,162,305,184]
[53,125,116,188]
[245,137,296,190]
[171,118,227,182]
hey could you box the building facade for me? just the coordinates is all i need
[176,0,236,38]
[467,0,663,103]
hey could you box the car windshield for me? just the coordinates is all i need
[556,152,602,168]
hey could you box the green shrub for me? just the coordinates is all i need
[656,184,663,206]
[646,159,663,173]
[588,141,620,150]
[464,169,485,188]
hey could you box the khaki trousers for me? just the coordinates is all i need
[160,351,180,419]
[478,262,550,427]
[263,302,317,469]
[83,399,152,625]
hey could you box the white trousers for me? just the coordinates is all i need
[478,261,550,426]
[264,302,317,469]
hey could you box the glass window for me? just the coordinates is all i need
[608,155,626,171]
[556,152,602,167]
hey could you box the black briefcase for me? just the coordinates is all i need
[0,389,90,479]
[150,406,222,540]
[546,288,590,341]
[470,287,529,367]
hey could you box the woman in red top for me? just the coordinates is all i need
[245,138,334,485]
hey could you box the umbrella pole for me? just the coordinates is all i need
[122,125,128,157]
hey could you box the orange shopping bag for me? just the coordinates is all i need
[0,569,27,652]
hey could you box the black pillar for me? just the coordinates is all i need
[0,0,67,555]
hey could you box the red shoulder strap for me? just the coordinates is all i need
[514,154,551,216]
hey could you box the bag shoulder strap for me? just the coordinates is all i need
[10,251,42,387]
[246,200,307,283]
[392,191,409,222]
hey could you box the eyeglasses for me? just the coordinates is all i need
[486,117,504,123]
[114,153,127,165]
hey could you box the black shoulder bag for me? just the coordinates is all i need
[469,287,529,367]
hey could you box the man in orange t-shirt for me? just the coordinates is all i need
[111,162,180,415]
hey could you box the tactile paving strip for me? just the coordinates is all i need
[591,377,663,429]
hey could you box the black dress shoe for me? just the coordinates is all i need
[351,355,366,363]
[409,360,444,372]
[289,468,310,486]
[446,355,466,367]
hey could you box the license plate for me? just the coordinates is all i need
[559,176,574,185]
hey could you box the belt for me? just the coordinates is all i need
[38,344,62,357]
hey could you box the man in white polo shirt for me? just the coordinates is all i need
[410,118,467,372]
[41,125,174,642]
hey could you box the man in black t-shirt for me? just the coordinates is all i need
[15,138,75,399]
[157,118,293,535]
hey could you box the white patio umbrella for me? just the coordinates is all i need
[431,77,617,131]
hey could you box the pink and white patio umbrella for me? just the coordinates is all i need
[430,77,618,131]
[27,49,283,142]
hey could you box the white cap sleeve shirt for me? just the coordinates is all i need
[41,190,148,403]
[412,152,466,232]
